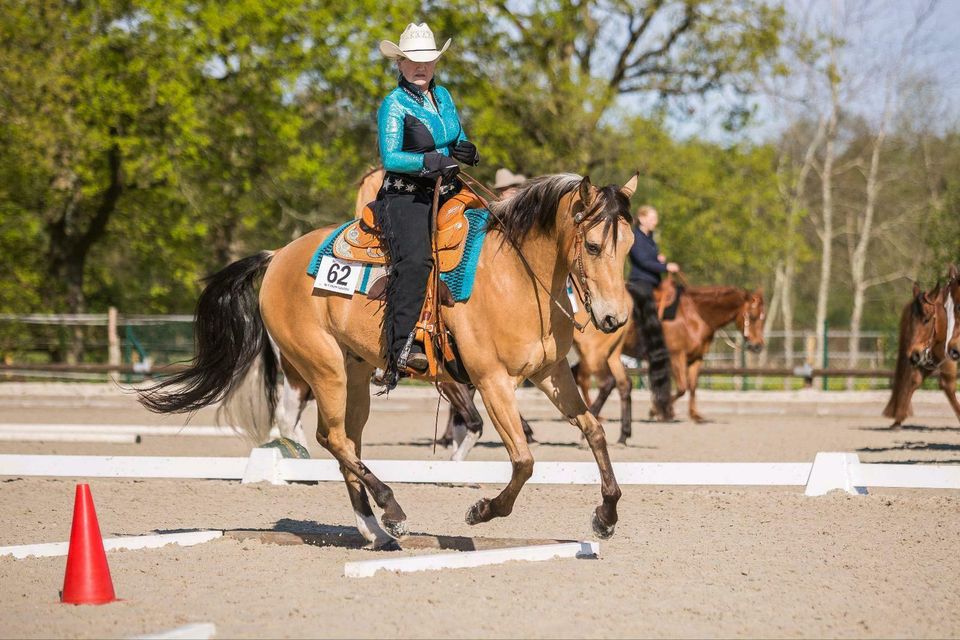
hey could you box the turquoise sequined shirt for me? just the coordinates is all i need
[377,79,469,176]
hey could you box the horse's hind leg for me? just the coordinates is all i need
[444,382,484,461]
[606,354,632,445]
[277,355,313,447]
[531,362,621,539]
[465,374,534,525]
[300,343,409,539]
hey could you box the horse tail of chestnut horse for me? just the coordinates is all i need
[636,291,673,418]
[138,251,277,417]
[882,302,914,420]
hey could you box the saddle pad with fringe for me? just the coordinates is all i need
[306,208,489,302]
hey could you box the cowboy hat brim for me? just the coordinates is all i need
[379,38,451,63]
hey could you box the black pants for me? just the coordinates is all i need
[377,179,456,372]
[626,279,673,415]
[626,280,656,356]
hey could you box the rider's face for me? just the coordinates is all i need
[398,58,437,89]
[637,210,658,233]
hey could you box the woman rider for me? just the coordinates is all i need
[628,205,679,417]
[376,23,480,388]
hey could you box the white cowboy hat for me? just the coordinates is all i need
[494,168,527,190]
[379,23,451,63]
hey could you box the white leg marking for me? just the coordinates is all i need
[355,512,395,549]
[451,430,481,462]
[946,291,956,359]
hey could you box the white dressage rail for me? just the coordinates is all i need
[344,541,599,578]
[0,423,236,437]
[0,530,223,559]
[0,451,957,495]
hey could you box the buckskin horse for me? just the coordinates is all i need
[883,270,960,428]
[579,275,766,439]
[140,173,638,546]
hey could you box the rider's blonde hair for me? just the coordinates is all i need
[634,205,657,226]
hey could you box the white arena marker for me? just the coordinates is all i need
[135,622,217,640]
[0,432,141,444]
[344,541,599,578]
[0,530,223,559]
[0,423,236,437]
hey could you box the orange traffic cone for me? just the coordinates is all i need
[61,484,116,605]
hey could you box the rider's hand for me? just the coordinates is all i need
[451,140,480,166]
[666,262,680,273]
[657,254,666,263]
[422,151,461,180]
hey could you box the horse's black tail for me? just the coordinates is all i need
[632,287,673,419]
[138,251,276,415]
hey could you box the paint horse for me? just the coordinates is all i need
[883,268,960,428]
[140,173,639,547]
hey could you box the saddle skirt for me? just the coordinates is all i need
[332,187,482,273]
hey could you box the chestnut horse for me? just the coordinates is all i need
[580,276,766,439]
[140,173,638,546]
[883,272,960,428]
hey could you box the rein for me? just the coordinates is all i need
[460,170,590,332]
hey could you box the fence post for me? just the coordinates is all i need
[821,320,829,391]
[107,307,120,381]
[804,332,816,388]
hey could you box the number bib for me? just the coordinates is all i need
[314,256,362,296]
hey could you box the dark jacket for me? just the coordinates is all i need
[628,227,667,286]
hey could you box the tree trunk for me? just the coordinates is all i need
[45,138,123,362]
[815,78,839,369]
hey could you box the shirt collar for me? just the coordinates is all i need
[398,76,438,105]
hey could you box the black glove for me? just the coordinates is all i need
[451,140,480,166]
[422,151,460,180]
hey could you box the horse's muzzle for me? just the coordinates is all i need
[598,313,626,334]
[746,342,764,354]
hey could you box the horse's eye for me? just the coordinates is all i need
[585,242,601,256]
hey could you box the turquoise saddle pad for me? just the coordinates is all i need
[306,208,489,302]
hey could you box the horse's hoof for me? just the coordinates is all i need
[616,435,629,446]
[381,517,408,540]
[592,510,616,539]
[367,538,402,552]
[465,498,491,525]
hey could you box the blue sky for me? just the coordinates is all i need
[668,0,960,144]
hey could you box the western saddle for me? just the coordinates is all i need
[334,184,485,381]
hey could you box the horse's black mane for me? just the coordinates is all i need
[487,173,631,246]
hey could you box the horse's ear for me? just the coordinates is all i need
[620,172,639,199]
[912,282,922,298]
[949,264,959,280]
[579,175,593,207]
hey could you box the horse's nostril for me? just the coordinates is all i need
[951,348,960,362]
[909,352,921,366]
[600,315,617,332]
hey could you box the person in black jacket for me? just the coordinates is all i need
[627,205,678,419]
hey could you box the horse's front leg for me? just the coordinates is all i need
[531,361,621,539]
[686,359,706,423]
[465,375,534,524]
[939,362,960,424]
